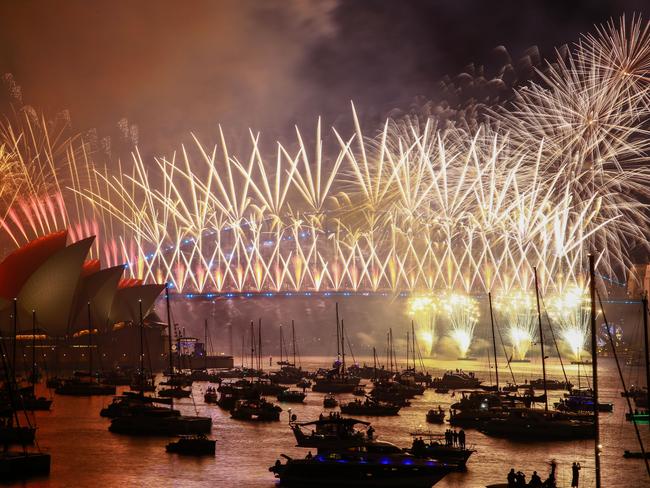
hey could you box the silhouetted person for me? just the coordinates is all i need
[306,451,312,459]
[544,461,557,488]
[530,471,542,488]
[452,430,459,446]
[571,462,580,487]
[515,471,526,487]
[459,429,466,449]
[507,468,516,487]
[367,426,374,440]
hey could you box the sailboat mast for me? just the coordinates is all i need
[138,299,144,396]
[165,285,174,409]
[341,319,346,374]
[204,319,208,370]
[488,292,499,391]
[280,324,284,364]
[257,317,262,371]
[12,298,17,380]
[335,302,341,359]
[589,254,601,488]
[32,310,36,386]
[373,346,377,380]
[87,302,93,380]
[250,321,254,372]
[411,321,416,371]
[641,292,650,426]
[406,330,410,371]
[533,267,548,411]
[165,285,174,378]
[292,320,296,367]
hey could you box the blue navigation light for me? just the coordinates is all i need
[426,461,435,466]
[380,458,391,465]
[315,455,325,462]
[402,459,413,465]
[336,459,348,463]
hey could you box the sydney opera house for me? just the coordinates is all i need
[0,230,170,373]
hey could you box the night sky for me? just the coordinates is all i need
[1,0,649,151]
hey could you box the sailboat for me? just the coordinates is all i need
[270,320,304,384]
[312,305,359,393]
[0,299,50,480]
[55,302,116,396]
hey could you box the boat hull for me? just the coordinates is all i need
[109,415,212,436]
[271,459,450,487]
[0,452,50,479]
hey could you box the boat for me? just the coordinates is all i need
[0,451,51,480]
[9,385,52,411]
[291,414,470,471]
[408,434,474,469]
[55,376,116,396]
[340,397,400,416]
[312,372,359,393]
[528,378,572,391]
[296,378,312,389]
[230,398,282,421]
[277,389,306,403]
[204,386,218,403]
[448,391,514,428]
[100,392,174,418]
[313,305,359,394]
[269,450,454,487]
[323,395,338,408]
[109,406,212,435]
[352,385,365,396]
[166,434,216,456]
[625,410,649,422]
[479,408,595,440]
[100,369,133,386]
[369,381,414,406]
[426,407,445,423]
[0,306,51,481]
[158,386,192,398]
[555,393,613,413]
[290,416,372,449]
[0,424,35,445]
[623,450,650,459]
[431,371,482,390]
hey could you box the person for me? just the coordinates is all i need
[444,429,451,446]
[452,430,459,447]
[529,471,542,488]
[367,425,375,440]
[507,468,516,488]
[571,462,581,487]
[305,451,313,459]
[543,460,557,488]
[515,471,526,487]
[459,429,466,449]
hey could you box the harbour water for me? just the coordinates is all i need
[10,357,650,488]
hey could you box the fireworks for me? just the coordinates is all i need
[0,18,648,313]
[494,291,537,360]
[407,295,440,355]
[440,293,479,359]
[546,284,592,361]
